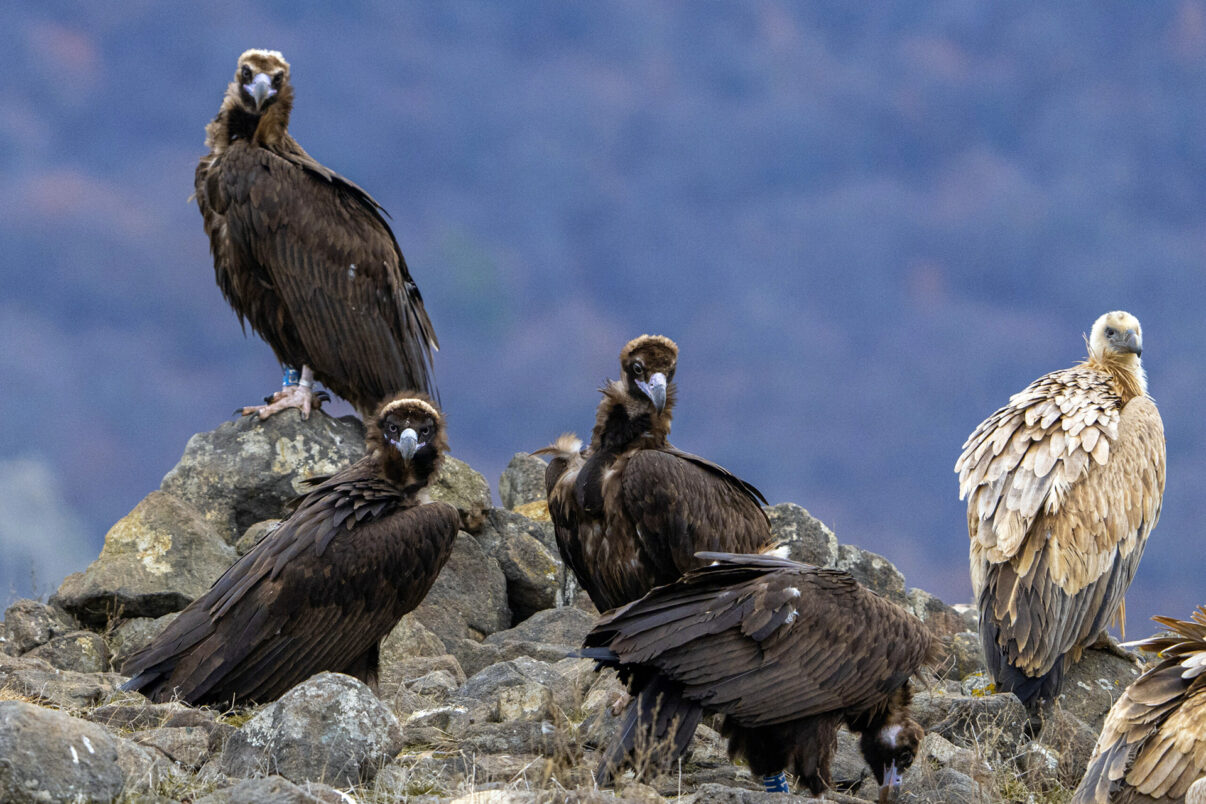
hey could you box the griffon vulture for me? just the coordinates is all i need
[537,334,774,784]
[196,49,438,419]
[582,552,933,802]
[120,393,459,706]
[1072,608,1206,803]
[956,311,1165,716]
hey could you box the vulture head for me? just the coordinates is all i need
[230,49,292,115]
[860,713,925,803]
[1086,310,1146,396]
[619,334,678,414]
[368,393,448,487]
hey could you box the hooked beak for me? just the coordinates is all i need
[244,73,276,111]
[391,428,420,461]
[878,760,903,804]
[1123,329,1142,356]
[636,372,668,413]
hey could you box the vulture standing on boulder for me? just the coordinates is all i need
[120,393,459,706]
[956,311,1165,719]
[583,552,934,802]
[1072,607,1206,803]
[537,335,774,785]
[196,49,438,419]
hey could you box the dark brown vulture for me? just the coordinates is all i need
[1072,608,1206,804]
[956,311,1165,720]
[196,49,438,419]
[536,334,774,783]
[120,393,459,706]
[583,552,934,802]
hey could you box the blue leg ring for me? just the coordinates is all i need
[762,771,789,793]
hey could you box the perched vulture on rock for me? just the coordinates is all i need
[537,334,774,784]
[196,49,438,419]
[583,552,934,802]
[121,394,459,706]
[1072,608,1206,803]
[956,311,1165,717]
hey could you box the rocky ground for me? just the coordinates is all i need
[0,411,1144,803]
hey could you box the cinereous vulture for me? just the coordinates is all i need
[583,552,934,802]
[120,393,458,706]
[956,311,1165,719]
[196,49,438,419]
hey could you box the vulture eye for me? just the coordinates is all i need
[421,425,432,438]
[1106,327,1116,337]
[632,363,644,376]
[272,71,283,88]
[240,65,252,82]
[386,422,399,435]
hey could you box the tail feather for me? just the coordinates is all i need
[981,617,1064,715]
[595,673,703,787]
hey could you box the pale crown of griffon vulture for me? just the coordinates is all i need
[956,311,1165,713]
[1072,608,1206,803]
[196,49,438,420]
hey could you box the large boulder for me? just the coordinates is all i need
[498,452,548,509]
[52,491,236,627]
[220,672,404,787]
[2,599,74,655]
[0,701,125,803]
[476,508,562,620]
[408,532,510,654]
[765,503,839,567]
[0,653,123,710]
[159,410,366,542]
[24,630,109,673]
[428,456,492,533]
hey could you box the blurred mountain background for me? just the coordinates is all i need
[2,2,1204,631]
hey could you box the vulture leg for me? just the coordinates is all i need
[241,365,325,420]
[1089,630,1143,666]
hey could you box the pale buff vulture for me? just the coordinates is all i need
[1072,609,1206,803]
[956,311,1165,716]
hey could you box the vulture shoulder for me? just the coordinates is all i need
[196,138,437,403]
[1073,610,1206,803]
[586,554,932,727]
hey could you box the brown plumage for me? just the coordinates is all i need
[120,393,459,706]
[196,49,437,419]
[956,311,1165,713]
[1072,608,1206,803]
[537,335,773,783]
[583,552,934,801]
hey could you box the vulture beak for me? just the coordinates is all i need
[636,372,668,413]
[392,428,420,461]
[878,760,903,804]
[244,73,277,111]
[1124,329,1142,356]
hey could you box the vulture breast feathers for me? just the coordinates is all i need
[956,311,1165,711]
[120,394,459,706]
[584,552,933,801]
[538,334,772,613]
[1072,608,1206,804]
[196,49,438,417]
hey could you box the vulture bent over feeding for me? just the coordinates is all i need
[583,552,934,802]
[1072,608,1206,804]
[196,49,438,419]
[120,393,459,706]
[537,335,774,785]
[956,311,1165,719]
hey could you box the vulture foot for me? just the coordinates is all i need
[610,690,633,717]
[1091,632,1143,666]
[241,384,327,420]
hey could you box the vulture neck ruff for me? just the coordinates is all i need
[590,379,675,455]
[1081,351,1146,404]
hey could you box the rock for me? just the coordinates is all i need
[913,731,993,785]
[159,410,366,542]
[0,653,122,710]
[133,725,213,770]
[2,599,74,654]
[906,588,968,639]
[499,452,549,509]
[765,503,839,567]
[514,500,551,522]
[114,736,178,797]
[52,491,236,627]
[683,782,821,802]
[196,775,339,804]
[408,532,510,655]
[830,728,871,789]
[476,508,562,620]
[930,692,1028,760]
[108,612,178,668]
[1059,644,1143,731]
[219,672,403,786]
[87,699,220,732]
[0,701,124,804]
[938,632,986,681]
[429,456,491,533]
[455,637,579,678]
[898,767,984,804]
[1036,708,1098,788]
[453,656,578,722]
[834,544,907,605]
[23,629,109,673]
[484,605,595,649]
[235,518,280,555]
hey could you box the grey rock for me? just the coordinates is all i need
[87,699,220,732]
[930,692,1028,759]
[1059,644,1143,732]
[0,652,122,709]
[407,669,461,698]
[906,587,969,639]
[196,775,333,804]
[408,532,510,654]
[830,728,871,789]
[765,503,839,567]
[0,700,124,804]
[457,720,555,756]
[483,605,595,648]
[683,782,821,803]
[235,518,280,556]
[454,656,576,718]
[476,508,563,620]
[159,409,366,542]
[219,672,403,786]
[114,736,179,798]
[52,491,236,627]
[133,725,213,769]
[456,637,578,678]
[938,632,987,681]
[1036,708,1098,788]
[2,598,74,654]
[834,544,907,605]
[499,452,549,509]
[428,455,492,533]
[24,629,109,673]
[898,767,986,804]
[108,612,178,668]
[913,731,994,786]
